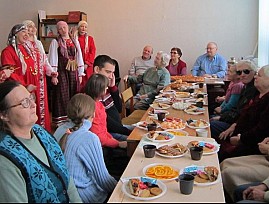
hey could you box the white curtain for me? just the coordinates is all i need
[258,0,269,67]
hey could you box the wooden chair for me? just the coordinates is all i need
[121,86,146,125]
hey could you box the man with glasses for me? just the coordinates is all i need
[192,42,227,78]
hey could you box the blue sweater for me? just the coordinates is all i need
[54,120,117,203]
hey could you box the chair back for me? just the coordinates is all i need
[121,87,134,118]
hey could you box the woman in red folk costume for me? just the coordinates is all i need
[1,24,53,132]
[48,21,84,127]
[73,20,96,92]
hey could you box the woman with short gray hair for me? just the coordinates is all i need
[123,51,171,110]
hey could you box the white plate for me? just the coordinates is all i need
[143,163,180,181]
[133,121,160,131]
[150,103,171,110]
[175,92,191,98]
[144,131,175,143]
[160,119,187,130]
[186,119,210,129]
[148,110,169,116]
[121,177,167,200]
[187,141,220,155]
[172,102,191,110]
[180,165,221,186]
[160,90,176,95]
[154,98,170,103]
[184,107,205,115]
[156,144,188,158]
[165,129,189,136]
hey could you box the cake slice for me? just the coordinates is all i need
[128,178,140,196]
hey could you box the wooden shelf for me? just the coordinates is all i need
[37,12,87,53]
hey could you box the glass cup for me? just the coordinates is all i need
[147,123,157,131]
[196,101,203,108]
[190,146,203,160]
[157,112,166,121]
[196,128,208,138]
[198,83,204,88]
[179,174,195,195]
[197,94,204,99]
[143,144,156,158]
[188,88,194,94]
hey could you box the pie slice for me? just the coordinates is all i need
[128,178,140,196]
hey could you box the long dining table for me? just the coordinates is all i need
[126,85,210,157]
[108,84,226,203]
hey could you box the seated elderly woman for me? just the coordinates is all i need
[166,47,187,76]
[221,137,269,202]
[210,60,259,157]
[123,51,171,110]
[0,80,81,202]
[210,60,244,119]
[215,64,269,162]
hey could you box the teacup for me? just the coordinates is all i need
[147,123,157,131]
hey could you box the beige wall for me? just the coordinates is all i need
[0,0,258,88]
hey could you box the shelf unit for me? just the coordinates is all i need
[38,12,87,53]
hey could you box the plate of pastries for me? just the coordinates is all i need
[145,131,175,143]
[156,143,188,158]
[180,165,220,186]
[184,105,205,115]
[171,75,205,83]
[186,119,210,129]
[187,140,220,155]
[121,177,167,200]
[160,117,186,130]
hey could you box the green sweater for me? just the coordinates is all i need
[0,133,82,203]
[128,66,171,99]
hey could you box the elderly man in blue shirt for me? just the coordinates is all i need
[192,42,227,78]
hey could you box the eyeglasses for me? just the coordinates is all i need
[236,69,251,75]
[170,51,178,54]
[7,94,36,109]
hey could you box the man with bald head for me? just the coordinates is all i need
[192,42,227,78]
[129,45,155,76]
[128,45,155,93]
